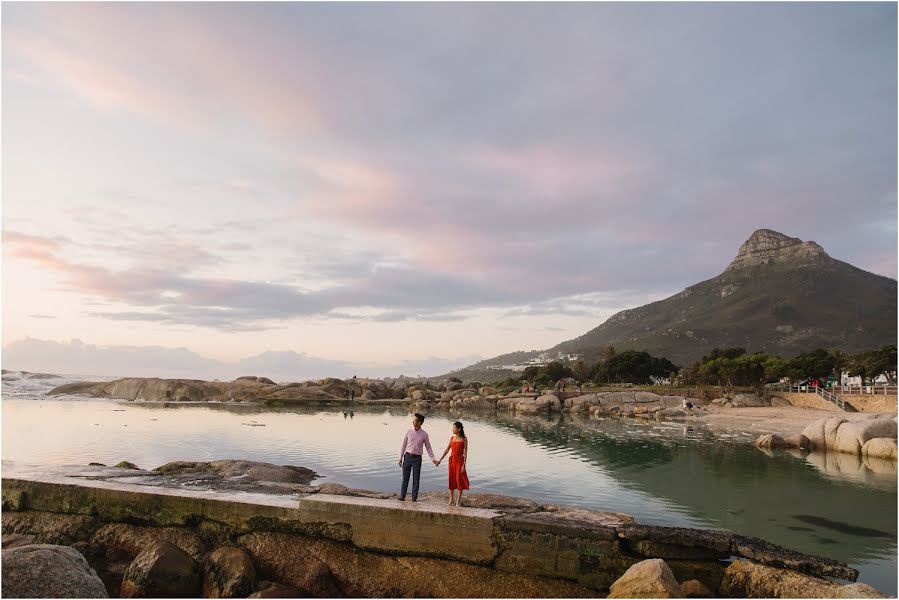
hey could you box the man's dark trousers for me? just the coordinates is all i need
[400,452,423,501]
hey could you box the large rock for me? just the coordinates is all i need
[783,434,809,449]
[566,394,603,413]
[658,408,687,418]
[203,547,256,598]
[719,559,884,598]
[2,543,109,598]
[730,393,769,407]
[755,433,808,450]
[514,394,561,414]
[604,391,638,405]
[833,419,897,455]
[801,417,847,451]
[608,558,681,598]
[460,395,492,409]
[237,531,594,598]
[248,580,301,598]
[634,392,666,405]
[754,434,789,449]
[862,438,898,460]
[91,522,204,560]
[120,540,200,598]
[2,533,36,549]
[680,579,715,597]
[152,460,316,492]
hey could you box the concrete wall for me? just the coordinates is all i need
[775,392,897,413]
[843,395,898,413]
[0,463,858,597]
[776,392,841,412]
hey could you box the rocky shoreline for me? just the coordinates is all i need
[2,459,883,599]
[47,375,898,445]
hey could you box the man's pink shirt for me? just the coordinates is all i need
[399,428,435,461]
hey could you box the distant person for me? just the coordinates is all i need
[436,421,469,506]
[682,398,694,410]
[575,381,582,393]
[398,413,436,502]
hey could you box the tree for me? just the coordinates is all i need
[847,352,870,386]
[786,348,834,382]
[521,366,540,381]
[570,360,589,381]
[701,347,746,363]
[865,345,897,384]
[594,351,678,385]
[650,356,679,382]
[828,349,848,384]
[683,363,701,386]
[878,345,897,384]
[763,356,788,383]
[543,361,573,382]
[696,351,775,393]
[600,344,617,362]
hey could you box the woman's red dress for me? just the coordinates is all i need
[448,438,470,491]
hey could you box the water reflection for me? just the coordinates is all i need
[1,396,895,595]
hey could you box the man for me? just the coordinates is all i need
[398,413,436,502]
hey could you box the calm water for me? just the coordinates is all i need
[2,373,896,594]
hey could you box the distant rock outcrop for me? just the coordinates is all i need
[726,229,828,271]
[48,376,401,404]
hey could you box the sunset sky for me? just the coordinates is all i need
[2,3,896,379]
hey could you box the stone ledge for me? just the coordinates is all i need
[0,461,859,591]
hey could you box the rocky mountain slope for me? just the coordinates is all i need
[462,229,897,372]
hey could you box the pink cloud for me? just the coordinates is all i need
[7,32,185,127]
[2,231,68,270]
[4,6,322,134]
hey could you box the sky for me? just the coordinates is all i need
[2,2,896,380]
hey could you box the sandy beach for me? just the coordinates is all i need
[686,405,893,437]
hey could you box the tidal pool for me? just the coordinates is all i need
[2,375,896,594]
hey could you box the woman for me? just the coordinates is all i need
[436,421,469,506]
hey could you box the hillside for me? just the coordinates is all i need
[452,229,897,376]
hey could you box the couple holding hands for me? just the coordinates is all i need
[398,413,469,506]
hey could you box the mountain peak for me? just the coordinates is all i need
[726,228,828,271]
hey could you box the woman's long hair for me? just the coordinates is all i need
[453,421,466,439]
